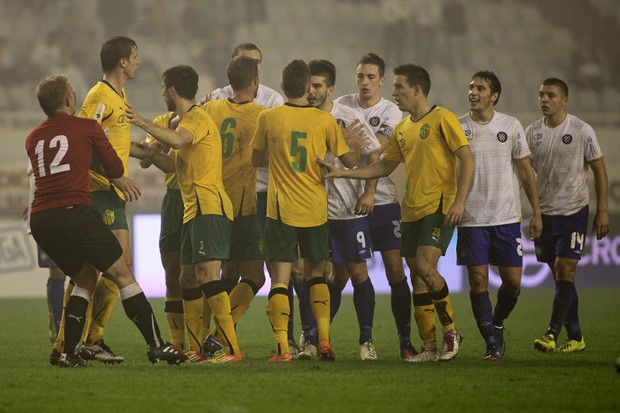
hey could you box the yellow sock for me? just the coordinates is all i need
[53,282,74,353]
[164,297,185,351]
[206,291,239,355]
[183,296,204,353]
[413,292,437,348]
[84,276,118,345]
[229,281,256,323]
[266,284,290,355]
[201,296,212,344]
[309,280,330,343]
[430,283,456,332]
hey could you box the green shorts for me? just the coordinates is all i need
[230,215,263,261]
[263,218,329,263]
[91,190,128,230]
[401,213,455,257]
[181,214,233,265]
[159,188,184,253]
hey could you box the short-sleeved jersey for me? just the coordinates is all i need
[201,98,266,216]
[385,106,469,222]
[251,103,349,227]
[207,83,284,193]
[26,113,123,213]
[525,114,603,216]
[334,94,402,205]
[176,106,233,223]
[325,101,381,219]
[79,81,131,199]
[458,111,530,227]
[145,112,179,190]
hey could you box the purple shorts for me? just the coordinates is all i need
[457,223,523,267]
[368,203,401,252]
[329,217,374,264]
[535,206,589,264]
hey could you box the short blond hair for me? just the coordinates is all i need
[36,74,70,116]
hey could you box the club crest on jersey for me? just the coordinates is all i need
[102,209,116,226]
[497,131,508,143]
[534,133,543,140]
[369,116,381,127]
[562,134,572,144]
[463,129,472,141]
[419,123,431,140]
[336,118,346,128]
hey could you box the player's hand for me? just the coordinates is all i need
[529,213,543,240]
[124,101,144,127]
[354,191,375,215]
[111,176,142,202]
[316,158,345,179]
[342,120,369,151]
[444,200,464,226]
[593,210,609,240]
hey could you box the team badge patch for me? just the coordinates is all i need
[562,134,573,144]
[419,123,430,140]
[497,131,508,143]
[534,133,543,141]
[336,118,346,128]
[369,116,380,127]
[102,209,116,226]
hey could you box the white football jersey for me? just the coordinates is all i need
[459,111,530,227]
[526,114,602,216]
[334,94,403,205]
[207,83,284,192]
[325,101,381,219]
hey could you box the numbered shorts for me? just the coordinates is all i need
[30,205,123,277]
[264,218,329,263]
[401,213,455,257]
[457,223,523,267]
[328,217,374,265]
[368,203,402,251]
[159,188,183,254]
[230,215,264,261]
[180,214,233,265]
[534,206,589,264]
[91,190,128,231]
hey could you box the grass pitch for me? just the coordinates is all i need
[0,288,618,413]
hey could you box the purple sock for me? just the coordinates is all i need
[353,278,375,344]
[469,290,495,344]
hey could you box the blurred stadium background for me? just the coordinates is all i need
[1,0,619,296]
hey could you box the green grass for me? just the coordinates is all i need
[0,289,618,413]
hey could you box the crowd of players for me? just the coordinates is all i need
[25,36,609,367]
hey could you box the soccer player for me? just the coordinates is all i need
[457,71,542,360]
[334,53,418,360]
[127,65,243,364]
[319,64,475,363]
[251,59,363,362]
[26,74,184,367]
[305,59,381,360]
[199,55,267,356]
[53,36,141,365]
[131,113,185,353]
[527,78,609,353]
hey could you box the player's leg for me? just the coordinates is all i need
[46,264,66,341]
[348,260,376,360]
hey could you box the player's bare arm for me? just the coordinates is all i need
[445,145,475,226]
[125,102,193,149]
[318,157,399,180]
[111,176,141,202]
[590,157,610,240]
[514,156,543,240]
[354,150,380,215]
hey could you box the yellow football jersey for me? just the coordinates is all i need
[201,99,266,216]
[384,106,469,222]
[176,106,233,223]
[251,104,349,227]
[145,112,179,190]
[79,81,131,199]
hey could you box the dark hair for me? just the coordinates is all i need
[100,36,137,72]
[357,53,386,77]
[542,77,569,97]
[228,56,258,91]
[36,74,71,116]
[232,43,262,62]
[472,70,502,105]
[162,65,199,100]
[309,59,336,87]
[281,59,310,99]
[393,64,431,96]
